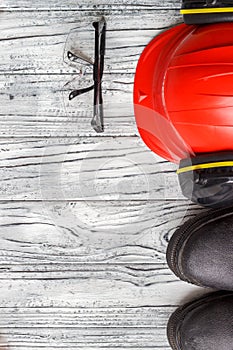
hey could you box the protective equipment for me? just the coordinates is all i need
[134,9,233,207]
[167,205,233,290]
[181,0,233,25]
[167,292,233,350]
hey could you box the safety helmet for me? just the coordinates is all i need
[181,0,233,25]
[134,1,233,208]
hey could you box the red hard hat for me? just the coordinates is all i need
[134,22,233,208]
[134,22,233,163]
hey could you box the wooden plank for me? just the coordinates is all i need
[0,306,173,327]
[0,74,137,136]
[0,306,174,349]
[0,137,187,200]
[0,10,182,137]
[0,306,175,348]
[0,274,205,308]
[0,329,171,349]
[0,200,203,263]
[0,306,203,349]
[0,3,194,350]
[0,199,206,311]
[0,200,205,308]
[2,0,181,11]
[0,10,182,136]
[0,195,207,345]
[0,10,181,75]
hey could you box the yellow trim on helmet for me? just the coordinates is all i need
[180,7,233,14]
[177,161,233,174]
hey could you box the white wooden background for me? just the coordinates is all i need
[0,1,212,349]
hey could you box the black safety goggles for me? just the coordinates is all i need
[66,17,106,133]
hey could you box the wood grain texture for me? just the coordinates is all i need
[0,10,181,75]
[0,74,136,136]
[0,200,207,311]
[0,306,203,349]
[0,137,185,200]
[0,10,182,136]
[0,306,174,349]
[0,200,204,263]
[0,200,206,310]
[0,2,205,349]
[0,274,206,308]
[1,0,181,10]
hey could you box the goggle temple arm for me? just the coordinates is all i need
[67,17,106,133]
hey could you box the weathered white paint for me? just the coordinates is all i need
[0,10,182,74]
[0,10,182,136]
[2,0,181,10]
[0,200,204,261]
[0,137,183,200]
[0,1,207,349]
